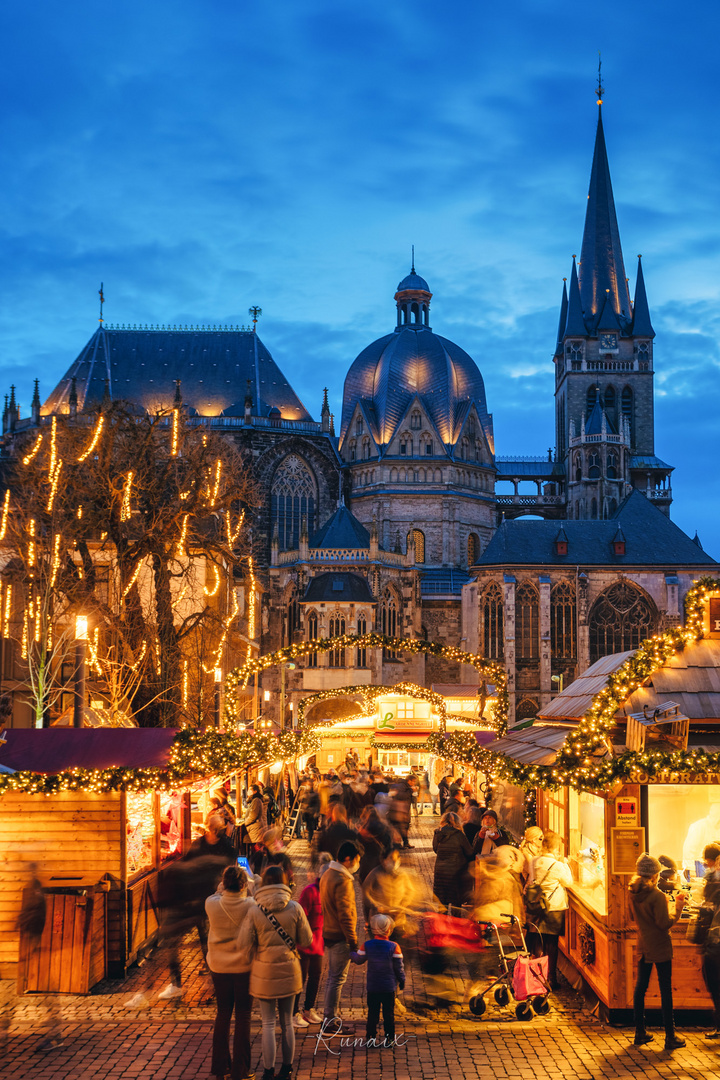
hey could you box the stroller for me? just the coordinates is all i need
[468,914,550,1021]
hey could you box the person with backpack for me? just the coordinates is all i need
[238,865,312,1080]
[524,831,573,990]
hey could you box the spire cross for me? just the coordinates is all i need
[98,282,105,325]
[411,244,415,273]
[248,306,262,332]
[596,52,604,105]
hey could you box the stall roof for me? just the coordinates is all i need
[537,652,635,722]
[482,725,570,766]
[0,729,176,774]
[618,639,720,721]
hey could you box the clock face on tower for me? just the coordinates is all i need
[600,333,618,350]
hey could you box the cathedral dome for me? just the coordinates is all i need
[340,268,490,447]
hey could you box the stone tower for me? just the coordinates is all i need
[553,105,673,519]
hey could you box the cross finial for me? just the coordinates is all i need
[411,244,415,273]
[99,282,105,324]
[249,306,262,332]
[596,52,604,105]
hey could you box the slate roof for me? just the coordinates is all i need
[302,572,375,604]
[396,270,430,293]
[420,569,471,596]
[630,455,673,471]
[42,326,313,421]
[477,489,718,567]
[495,459,563,478]
[310,506,370,550]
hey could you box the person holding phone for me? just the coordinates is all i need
[472,809,511,859]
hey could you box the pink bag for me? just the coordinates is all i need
[512,954,549,1000]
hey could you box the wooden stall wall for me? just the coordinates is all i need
[0,790,123,983]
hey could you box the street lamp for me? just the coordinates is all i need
[73,615,88,729]
[551,674,564,694]
[214,668,222,730]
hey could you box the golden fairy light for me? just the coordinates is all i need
[121,471,133,521]
[210,459,222,507]
[131,640,148,672]
[3,583,11,638]
[49,416,58,476]
[21,609,28,659]
[34,596,41,643]
[154,637,162,676]
[247,557,256,640]
[182,660,188,708]
[226,509,245,546]
[46,460,63,512]
[0,490,10,540]
[177,514,189,557]
[171,408,180,456]
[77,505,83,519]
[204,562,220,598]
[22,433,43,466]
[88,627,102,676]
[28,519,36,568]
[49,533,62,588]
[77,415,105,462]
[121,560,142,600]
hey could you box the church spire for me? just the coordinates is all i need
[578,106,632,331]
[564,257,586,337]
[631,255,655,338]
[555,278,568,353]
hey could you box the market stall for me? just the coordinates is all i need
[479,580,720,1022]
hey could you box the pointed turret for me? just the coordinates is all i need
[578,107,632,331]
[631,255,655,338]
[31,379,40,425]
[564,257,586,336]
[8,386,17,433]
[321,387,331,433]
[555,279,568,353]
[173,379,182,406]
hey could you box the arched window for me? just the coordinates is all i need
[589,581,657,664]
[481,582,504,659]
[515,582,539,660]
[363,438,371,460]
[551,579,576,659]
[607,452,617,479]
[622,386,634,442]
[411,301,420,323]
[604,385,616,414]
[328,614,346,667]
[515,697,538,725]
[306,610,318,668]
[586,385,599,414]
[574,453,582,483]
[410,411,422,430]
[286,594,300,646]
[467,533,480,566]
[589,452,601,479]
[608,497,617,516]
[356,612,367,668]
[381,589,399,660]
[406,529,425,563]
[356,416,363,435]
[637,342,650,370]
[399,432,412,456]
[271,455,317,551]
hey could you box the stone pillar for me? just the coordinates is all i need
[503,575,516,727]
[539,575,551,709]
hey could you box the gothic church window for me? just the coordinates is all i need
[637,342,650,371]
[604,386,616,415]
[551,580,576,659]
[607,452,617,479]
[286,595,300,646]
[481,583,504,660]
[567,342,583,368]
[363,438,371,460]
[574,453,582,483]
[406,529,425,563]
[328,615,346,667]
[306,610,318,668]
[586,386,599,414]
[271,455,317,551]
[622,387,634,442]
[589,581,657,664]
[516,698,538,724]
[381,589,399,660]
[589,452,601,479]
[515,582,539,660]
[349,440,356,461]
[356,613,367,668]
[356,416,363,435]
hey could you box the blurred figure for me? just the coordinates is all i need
[299,781,320,844]
[15,865,62,1052]
[357,806,393,894]
[437,775,452,814]
[525,831,572,990]
[388,781,412,850]
[293,852,332,1028]
[519,826,544,883]
[432,811,474,911]
[243,783,266,873]
[444,785,464,816]
[363,848,417,944]
[313,803,359,864]
[261,827,295,890]
[473,850,524,924]
[462,805,484,847]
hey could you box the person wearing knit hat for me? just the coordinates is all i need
[629,852,687,1051]
[472,809,512,859]
[351,915,405,1046]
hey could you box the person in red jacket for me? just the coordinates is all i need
[293,853,332,1028]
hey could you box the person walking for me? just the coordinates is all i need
[244,784,266,874]
[238,865,312,1080]
[432,811,474,910]
[699,842,720,1039]
[525,831,572,989]
[319,840,361,1035]
[205,865,256,1080]
[351,914,405,1047]
[293,852,332,1029]
[629,852,687,1051]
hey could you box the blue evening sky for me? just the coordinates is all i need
[1,1,719,547]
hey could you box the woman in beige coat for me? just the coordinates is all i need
[238,865,312,1080]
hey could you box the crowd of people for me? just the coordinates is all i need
[118,764,720,1077]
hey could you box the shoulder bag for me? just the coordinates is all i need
[257,903,298,954]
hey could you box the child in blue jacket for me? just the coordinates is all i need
[351,913,405,1046]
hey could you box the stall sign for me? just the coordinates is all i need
[375,698,434,732]
[628,770,720,785]
[615,796,638,826]
[710,597,720,639]
[611,827,646,874]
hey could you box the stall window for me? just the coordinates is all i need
[126,793,157,877]
[647,786,720,882]
[543,787,567,840]
[568,789,607,915]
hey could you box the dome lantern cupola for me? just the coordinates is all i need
[394,254,432,331]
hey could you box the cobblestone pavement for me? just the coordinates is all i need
[1,814,718,1079]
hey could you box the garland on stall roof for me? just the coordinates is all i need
[0,727,321,798]
[427,577,720,794]
[298,681,450,728]
[224,634,508,735]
